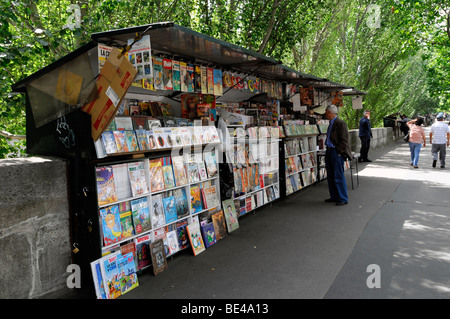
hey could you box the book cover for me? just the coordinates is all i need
[173,187,189,219]
[190,185,203,214]
[125,131,139,152]
[194,65,202,92]
[200,66,208,94]
[171,155,188,186]
[180,127,192,146]
[180,61,188,92]
[96,166,118,206]
[211,210,228,241]
[163,58,173,90]
[222,199,239,233]
[176,220,190,249]
[162,195,177,224]
[112,164,132,200]
[135,129,149,151]
[150,239,168,276]
[202,185,219,209]
[187,63,195,92]
[163,127,174,148]
[201,222,217,248]
[130,197,151,234]
[166,230,180,255]
[150,194,165,229]
[162,159,176,189]
[172,60,181,91]
[134,234,151,270]
[115,117,134,131]
[116,252,139,295]
[187,222,206,256]
[127,162,149,197]
[198,161,208,181]
[187,162,200,184]
[152,127,166,149]
[113,130,129,153]
[149,158,165,192]
[204,150,218,178]
[118,201,134,239]
[146,129,158,150]
[99,205,123,246]
[153,56,164,90]
[207,67,214,95]
[213,69,223,96]
[101,131,118,154]
[90,258,107,299]
[100,252,121,299]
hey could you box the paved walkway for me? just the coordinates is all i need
[78,129,450,301]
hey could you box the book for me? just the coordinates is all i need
[172,60,181,91]
[180,61,188,92]
[101,131,118,154]
[201,222,217,248]
[162,162,176,190]
[176,220,190,250]
[202,185,219,209]
[211,210,228,241]
[162,195,177,224]
[135,129,149,151]
[173,187,189,219]
[150,239,168,276]
[163,58,173,90]
[200,66,208,94]
[150,194,165,229]
[125,131,139,152]
[90,258,107,299]
[213,69,223,96]
[198,161,208,181]
[111,164,132,200]
[118,201,134,239]
[171,155,188,186]
[153,56,164,90]
[113,130,129,153]
[152,127,166,149]
[130,197,151,234]
[115,117,134,130]
[99,205,123,246]
[204,150,218,178]
[96,166,118,206]
[190,185,203,213]
[187,162,200,184]
[207,67,214,95]
[134,234,151,270]
[187,63,195,92]
[100,251,121,299]
[116,252,139,295]
[187,222,206,256]
[166,230,180,255]
[149,158,165,192]
[127,162,149,197]
[222,199,239,233]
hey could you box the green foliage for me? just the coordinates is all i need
[0,0,448,158]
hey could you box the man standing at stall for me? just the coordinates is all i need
[358,110,372,162]
[324,105,353,206]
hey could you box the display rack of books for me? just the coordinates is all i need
[316,121,329,181]
[223,126,281,217]
[281,122,320,197]
[91,127,222,298]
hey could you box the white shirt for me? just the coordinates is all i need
[430,121,450,144]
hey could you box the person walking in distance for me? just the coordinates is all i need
[324,105,353,206]
[358,110,372,162]
[429,112,450,168]
[407,117,426,169]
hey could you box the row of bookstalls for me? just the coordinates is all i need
[11,22,366,299]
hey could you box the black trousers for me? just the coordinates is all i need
[359,136,371,160]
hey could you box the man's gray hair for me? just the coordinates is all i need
[326,105,338,115]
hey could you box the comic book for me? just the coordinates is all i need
[198,161,208,181]
[146,129,158,150]
[90,258,108,299]
[172,60,181,91]
[127,162,149,197]
[190,185,203,213]
[150,193,165,228]
[100,251,121,299]
[149,239,168,276]
[134,234,151,270]
[99,204,123,246]
[171,155,188,186]
[187,222,206,256]
[162,195,177,224]
[204,150,218,178]
[162,157,176,189]
[118,201,134,239]
[207,68,214,95]
[180,61,188,92]
[187,63,195,92]
[96,166,118,206]
[149,158,165,192]
[113,131,129,153]
[166,230,180,256]
[213,69,223,96]
[163,58,173,90]
[153,56,164,90]
[116,252,139,295]
[202,185,219,209]
[130,197,151,234]
[187,162,200,184]
[194,65,202,92]
[222,199,239,233]
[176,220,189,249]
[211,210,228,241]
[152,127,166,149]
[201,222,217,248]
[173,187,189,219]
[101,131,118,154]
[135,129,149,151]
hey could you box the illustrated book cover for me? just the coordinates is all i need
[127,162,149,197]
[222,199,239,233]
[150,238,168,276]
[149,158,165,192]
[201,222,217,248]
[116,252,139,295]
[99,204,123,246]
[187,222,206,256]
[162,195,177,224]
[150,193,165,229]
[211,210,228,241]
[130,197,151,234]
[173,187,189,219]
[96,166,118,206]
[190,185,203,214]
